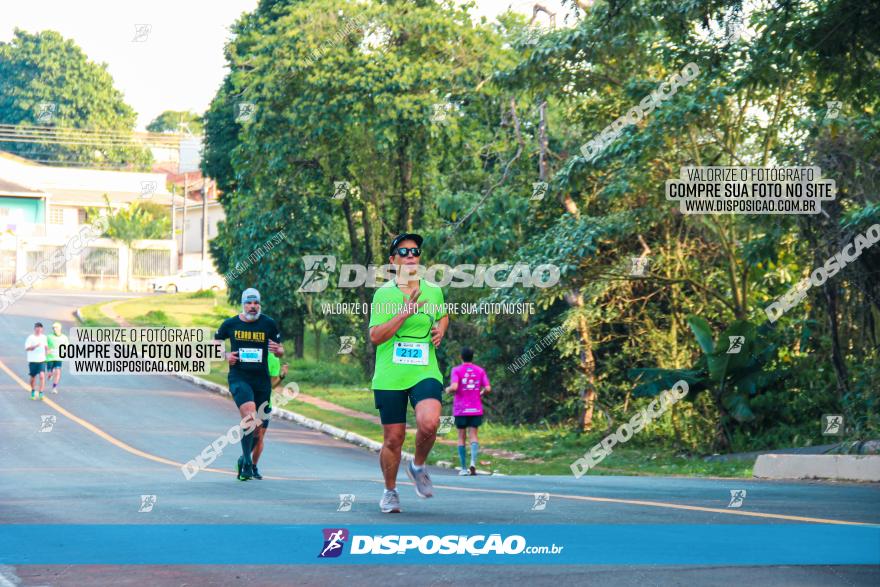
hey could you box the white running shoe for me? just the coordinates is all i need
[380,489,401,513]
[406,461,434,498]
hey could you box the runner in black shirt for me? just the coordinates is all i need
[214,288,283,480]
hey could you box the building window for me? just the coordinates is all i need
[0,208,9,218]
[49,208,64,224]
[78,208,87,224]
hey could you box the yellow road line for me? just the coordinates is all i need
[0,359,314,482]
[427,484,880,527]
[2,359,876,527]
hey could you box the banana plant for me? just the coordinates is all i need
[628,315,784,449]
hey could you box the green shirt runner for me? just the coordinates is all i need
[268,352,281,377]
[369,280,447,390]
[46,333,69,361]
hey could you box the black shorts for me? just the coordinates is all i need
[28,362,46,377]
[373,378,443,425]
[455,415,483,429]
[46,361,62,370]
[228,371,272,429]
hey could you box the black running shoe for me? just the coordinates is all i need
[252,465,263,480]
[237,457,252,481]
[469,465,477,476]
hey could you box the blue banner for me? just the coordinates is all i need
[0,524,877,565]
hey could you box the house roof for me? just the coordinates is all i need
[0,178,45,196]
[0,151,172,205]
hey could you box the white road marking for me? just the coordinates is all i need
[0,566,20,587]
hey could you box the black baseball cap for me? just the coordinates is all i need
[389,233,423,256]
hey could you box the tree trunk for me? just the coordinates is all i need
[290,313,305,359]
[314,324,321,362]
[565,291,598,432]
[825,283,850,398]
[396,135,412,230]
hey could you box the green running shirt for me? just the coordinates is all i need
[369,280,446,390]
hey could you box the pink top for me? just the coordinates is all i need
[450,363,490,416]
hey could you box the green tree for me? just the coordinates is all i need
[146,110,203,135]
[88,196,171,291]
[0,29,152,168]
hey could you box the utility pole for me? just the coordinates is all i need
[181,173,188,271]
[170,184,176,274]
[201,178,209,289]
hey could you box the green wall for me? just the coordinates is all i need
[0,196,44,224]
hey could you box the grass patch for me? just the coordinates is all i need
[289,360,366,386]
[188,289,217,299]
[130,310,179,327]
[77,304,117,327]
[80,292,237,329]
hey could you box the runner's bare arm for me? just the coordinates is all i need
[269,340,284,357]
[431,315,449,348]
[213,339,237,365]
[369,313,409,345]
[369,290,426,345]
[445,381,459,394]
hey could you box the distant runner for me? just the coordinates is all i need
[268,352,289,390]
[24,322,48,400]
[370,233,448,513]
[446,347,491,475]
[214,288,283,481]
[46,322,68,394]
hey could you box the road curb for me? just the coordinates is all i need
[172,372,416,462]
[753,454,880,482]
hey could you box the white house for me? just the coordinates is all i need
[0,151,176,291]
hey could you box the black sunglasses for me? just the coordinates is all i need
[394,247,421,257]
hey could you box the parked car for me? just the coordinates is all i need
[151,270,227,293]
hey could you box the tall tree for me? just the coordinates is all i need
[0,29,151,168]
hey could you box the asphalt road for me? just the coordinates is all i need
[0,290,878,586]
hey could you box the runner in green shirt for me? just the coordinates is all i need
[369,233,448,513]
[46,322,68,394]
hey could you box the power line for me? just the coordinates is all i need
[0,124,200,149]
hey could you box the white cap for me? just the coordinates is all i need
[241,288,261,303]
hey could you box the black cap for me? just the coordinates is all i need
[35,322,43,327]
[389,233,423,256]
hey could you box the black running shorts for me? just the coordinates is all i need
[373,378,443,425]
[229,372,272,429]
[454,415,483,429]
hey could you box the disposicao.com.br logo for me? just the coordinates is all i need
[318,529,563,558]
[298,255,560,292]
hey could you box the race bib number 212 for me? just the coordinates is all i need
[392,342,429,366]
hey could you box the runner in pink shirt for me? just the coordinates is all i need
[445,347,491,475]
